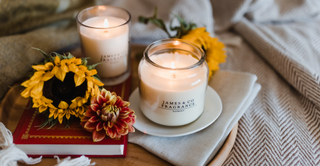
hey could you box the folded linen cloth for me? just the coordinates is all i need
[129,70,261,166]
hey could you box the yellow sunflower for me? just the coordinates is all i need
[21,49,104,125]
[181,27,227,78]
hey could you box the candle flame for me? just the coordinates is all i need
[104,18,109,28]
[173,41,180,45]
[171,61,176,69]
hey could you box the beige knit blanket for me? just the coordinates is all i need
[1,0,320,165]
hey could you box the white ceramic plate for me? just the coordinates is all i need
[129,86,222,137]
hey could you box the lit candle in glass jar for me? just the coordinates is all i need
[77,6,131,85]
[139,39,209,126]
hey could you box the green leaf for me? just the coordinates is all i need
[138,16,149,24]
[52,52,64,60]
[66,52,74,59]
[32,47,54,63]
[81,57,90,66]
[138,7,172,38]
[47,119,58,129]
[87,62,102,70]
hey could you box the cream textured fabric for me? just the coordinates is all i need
[98,0,214,44]
[129,71,261,166]
[211,0,320,165]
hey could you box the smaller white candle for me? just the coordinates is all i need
[139,52,208,126]
[79,16,129,78]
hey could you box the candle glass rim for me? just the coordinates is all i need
[76,5,131,29]
[143,39,205,70]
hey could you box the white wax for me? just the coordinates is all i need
[139,52,207,126]
[79,16,129,78]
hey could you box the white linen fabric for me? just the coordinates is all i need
[129,71,261,166]
[106,0,320,165]
[98,0,214,44]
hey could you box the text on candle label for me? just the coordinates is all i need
[100,50,127,64]
[159,99,196,112]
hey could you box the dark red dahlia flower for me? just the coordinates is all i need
[81,89,136,142]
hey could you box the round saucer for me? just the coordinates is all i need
[129,86,222,137]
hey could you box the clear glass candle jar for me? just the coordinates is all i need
[138,39,209,126]
[76,6,131,86]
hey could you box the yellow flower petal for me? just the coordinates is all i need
[54,56,61,65]
[41,96,53,104]
[74,73,86,87]
[69,102,77,109]
[42,72,54,81]
[74,58,82,65]
[55,68,67,82]
[39,105,47,113]
[181,27,227,80]
[32,65,47,71]
[32,62,54,71]
[30,81,44,99]
[92,78,104,87]
[32,98,41,108]
[60,60,69,73]
[86,69,97,76]
[21,80,30,87]
[44,62,54,70]
[51,66,59,75]
[65,110,71,119]
[49,108,57,118]
[58,101,69,109]
[68,64,79,73]
[30,71,45,80]
[21,87,32,98]
[58,112,66,124]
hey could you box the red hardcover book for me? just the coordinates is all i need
[13,76,131,158]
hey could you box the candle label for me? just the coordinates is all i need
[159,99,196,112]
[100,50,127,64]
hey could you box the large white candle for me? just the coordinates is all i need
[139,52,208,126]
[79,16,129,78]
